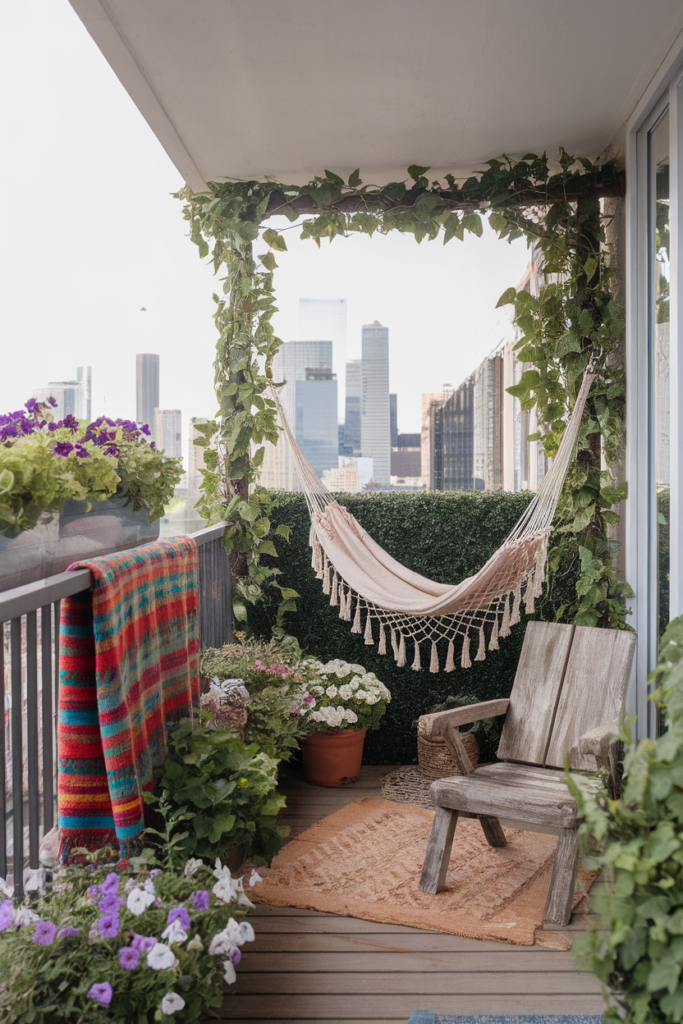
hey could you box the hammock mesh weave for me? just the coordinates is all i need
[266,372,594,672]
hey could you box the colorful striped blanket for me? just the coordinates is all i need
[58,536,200,863]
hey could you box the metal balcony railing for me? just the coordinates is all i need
[0,522,231,900]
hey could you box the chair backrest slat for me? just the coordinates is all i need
[544,625,635,769]
[497,621,575,765]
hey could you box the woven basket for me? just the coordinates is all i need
[417,731,480,780]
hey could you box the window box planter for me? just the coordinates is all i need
[0,492,160,592]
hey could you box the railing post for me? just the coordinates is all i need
[26,611,40,870]
[10,618,23,900]
[0,627,6,882]
[41,605,54,834]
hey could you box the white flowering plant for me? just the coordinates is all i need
[298,659,391,733]
[0,847,257,1023]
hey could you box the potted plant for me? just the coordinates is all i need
[0,399,182,590]
[297,659,391,787]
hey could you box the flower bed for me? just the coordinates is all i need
[0,851,257,1023]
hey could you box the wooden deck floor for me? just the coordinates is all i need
[218,764,606,1023]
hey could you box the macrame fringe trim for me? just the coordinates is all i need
[430,641,439,673]
[378,624,387,655]
[364,613,374,645]
[397,634,406,667]
[412,641,421,671]
[461,634,471,669]
[351,602,362,633]
[445,639,455,672]
[489,616,499,651]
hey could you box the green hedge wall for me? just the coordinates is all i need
[249,490,556,765]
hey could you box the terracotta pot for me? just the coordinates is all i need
[299,728,367,787]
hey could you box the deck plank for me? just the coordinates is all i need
[219,762,605,1021]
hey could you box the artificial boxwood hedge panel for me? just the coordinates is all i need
[248,490,541,765]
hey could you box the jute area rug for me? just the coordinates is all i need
[252,797,595,946]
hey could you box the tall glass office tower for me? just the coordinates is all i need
[136,353,160,437]
[361,321,390,485]
[299,298,347,418]
[344,359,362,454]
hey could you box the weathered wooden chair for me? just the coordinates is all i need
[418,622,636,925]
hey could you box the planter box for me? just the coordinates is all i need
[0,494,160,593]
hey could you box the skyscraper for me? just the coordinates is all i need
[272,341,333,430]
[361,321,390,486]
[295,368,339,479]
[154,409,182,460]
[77,366,92,420]
[32,380,83,420]
[136,354,160,437]
[344,359,362,454]
[298,298,347,417]
[390,393,398,447]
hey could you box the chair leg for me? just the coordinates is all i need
[543,827,579,927]
[479,815,507,847]
[419,807,458,894]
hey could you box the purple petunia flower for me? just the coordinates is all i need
[47,422,57,432]
[130,933,157,953]
[48,396,58,408]
[52,441,73,457]
[98,914,119,939]
[88,982,113,1006]
[167,906,191,931]
[61,414,79,431]
[140,424,151,436]
[101,872,120,895]
[230,947,242,965]
[118,946,140,969]
[192,890,209,912]
[74,445,89,458]
[24,398,37,413]
[98,894,123,914]
[33,921,57,946]
[0,900,14,931]
[57,927,80,938]
[104,445,120,458]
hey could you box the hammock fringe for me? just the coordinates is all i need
[351,602,362,633]
[489,615,500,651]
[445,639,455,672]
[364,613,374,645]
[461,634,471,669]
[412,641,421,671]
[430,641,439,673]
[378,623,387,655]
[397,634,406,667]
[475,625,486,662]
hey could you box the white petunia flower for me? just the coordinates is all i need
[213,877,239,904]
[308,711,323,722]
[127,887,155,916]
[209,918,241,956]
[310,686,324,696]
[143,878,156,896]
[223,960,237,985]
[325,685,338,698]
[350,664,365,674]
[335,666,348,678]
[13,906,39,927]
[338,684,353,700]
[161,919,188,945]
[355,689,368,701]
[249,869,263,887]
[147,942,176,971]
[343,708,359,723]
[238,921,256,944]
[365,693,379,704]
[160,992,185,1014]
[349,677,361,691]
[183,858,203,878]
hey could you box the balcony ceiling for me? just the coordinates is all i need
[70,0,683,192]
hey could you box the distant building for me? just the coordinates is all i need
[441,377,475,490]
[322,455,374,493]
[421,392,442,489]
[397,432,420,448]
[295,368,338,479]
[390,393,398,447]
[391,447,421,478]
[344,359,362,454]
[188,417,209,520]
[361,321,390,486]
[77,366,92,419]
[299,298,347,417]
[472,353,504,491]
[273,340,333,429]
[136,354,160,437]
[32,380,84,420]
[154,409,182,460]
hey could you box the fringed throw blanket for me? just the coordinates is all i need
[58,537,200,863]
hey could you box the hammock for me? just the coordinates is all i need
[266,372,594,672]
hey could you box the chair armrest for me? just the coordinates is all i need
[577,721,620,761]
[418,698,510,740]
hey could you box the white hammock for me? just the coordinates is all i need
[266,372,594,672]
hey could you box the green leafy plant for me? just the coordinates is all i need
[150,718,287,866]
[178,153,628,633]
[0,842,253,1023]
[201,632,309,759]
[573,615,683,1022]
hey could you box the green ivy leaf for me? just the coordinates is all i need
[262,228,288,252]
[348,169,362,187]
[496,287,517,308]
[407,165,430,181]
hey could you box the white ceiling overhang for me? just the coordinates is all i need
[70,0,683,192]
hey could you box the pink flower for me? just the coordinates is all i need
[88,982,113,1006]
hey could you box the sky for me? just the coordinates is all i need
[0,0,531,450]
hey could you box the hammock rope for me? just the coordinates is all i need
[265,372,594,672]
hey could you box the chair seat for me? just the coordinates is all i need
[429,762,581,829]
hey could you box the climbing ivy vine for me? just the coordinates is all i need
[177,151,631,629]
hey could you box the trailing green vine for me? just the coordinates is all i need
[177,151,630,630]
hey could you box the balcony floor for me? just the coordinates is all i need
[218,764,606,1022]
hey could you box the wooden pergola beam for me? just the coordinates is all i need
[262,173,625,221]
